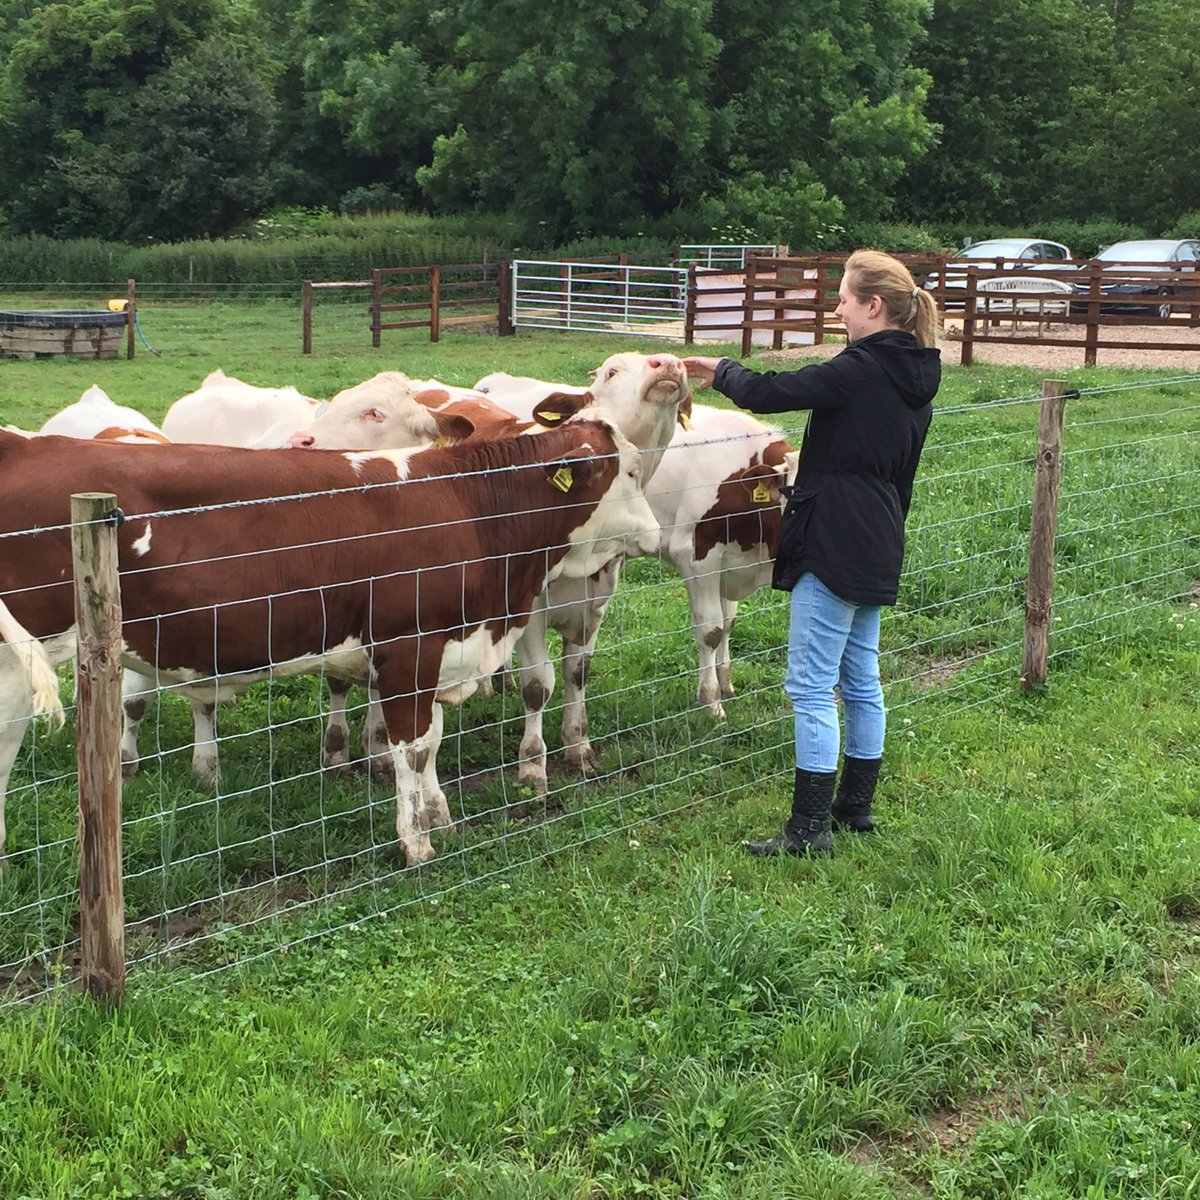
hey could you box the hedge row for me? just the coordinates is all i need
[2,211,1193,288]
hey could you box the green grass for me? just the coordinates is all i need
[1,298,1200,1196]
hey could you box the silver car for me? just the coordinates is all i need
[926,238,1074,307]
[1074,239,1200,318]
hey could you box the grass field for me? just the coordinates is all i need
[2,295,1199,1198]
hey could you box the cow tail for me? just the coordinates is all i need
[0,599,65,729]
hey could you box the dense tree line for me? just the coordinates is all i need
[0,0,1194,247]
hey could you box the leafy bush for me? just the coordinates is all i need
[1163,210,1200,239]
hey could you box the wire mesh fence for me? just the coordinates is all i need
[1,374,1198,1005]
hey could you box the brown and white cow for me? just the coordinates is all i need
[645,405,798,718]
[0,417,659,866]
[290,353,693,791]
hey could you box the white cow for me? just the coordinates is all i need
[473,371,591,422]
[482,354,692,789]
[288,373,482,450]
[160,369,323,448]
[646,405,798,718]
[39,385,167,443]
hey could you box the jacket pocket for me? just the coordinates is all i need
[778,489,816,562]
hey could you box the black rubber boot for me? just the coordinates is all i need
[831,755,882,833]
[745,768,835,857]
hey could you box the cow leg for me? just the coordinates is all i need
[322,676,353,771]
[0,646,37,866]
[191,702,219,788]
[514,595,554,794]
[120,668,155,779]
[682,568,729,720]
[362,690,395,781]
[557,558,623,776]
[376,646,444,866]
[415,701,452,833]
[716,596,740,700]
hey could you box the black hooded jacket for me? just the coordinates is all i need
[713,330,939,604]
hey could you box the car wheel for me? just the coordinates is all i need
[1157,289,1173,320]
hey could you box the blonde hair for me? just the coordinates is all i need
[843,249,940,349]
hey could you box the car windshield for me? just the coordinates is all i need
[1096,241,1178,262]
[954,242,1027,259]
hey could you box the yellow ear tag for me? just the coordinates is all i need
[432,436,451,449]
[550,466,574,493]
[751,483,772,504]
[679,412,693,431]
[536,408,564,423]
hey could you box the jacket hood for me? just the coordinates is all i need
[855,329,940,409]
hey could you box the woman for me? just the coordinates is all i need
[682,249,940,856]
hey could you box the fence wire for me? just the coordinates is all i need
[1,377,1198,1004]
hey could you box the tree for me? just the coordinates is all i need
[893,0,1118,227]
[1068,0,1200,230]
[704,0,935,245]
[0,0,273,238]
[415,0,720,240]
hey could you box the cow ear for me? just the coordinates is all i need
[544,448,597,494]
[433,412,474,442]
[737,464,780,504]
[677,391,694,430]
[533,392,591,426]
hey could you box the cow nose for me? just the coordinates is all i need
[289,432,316,449]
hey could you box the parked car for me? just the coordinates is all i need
[1071,239,1200,317]
[926,238,1074,307]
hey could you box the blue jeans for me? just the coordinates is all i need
[785,572,885,773]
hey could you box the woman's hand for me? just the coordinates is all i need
[681,356,722,390]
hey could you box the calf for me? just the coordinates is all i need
[0,416,659,866]
[646,405,798,718]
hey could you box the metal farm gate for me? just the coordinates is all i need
[509,259,689,338]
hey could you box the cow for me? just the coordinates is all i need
[160,369,324,449]
[288,375,502,450]
[645,405,798,719]
[39,385,167,443]
[294,354,692,787]
[0,415,660,867]
[482,354,693,790]
[473,371,591,423]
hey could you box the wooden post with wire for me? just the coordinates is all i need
[126,278,136,360]
[302,280,313,355]
[1021,379,1072,691]
[72,492,126,1003]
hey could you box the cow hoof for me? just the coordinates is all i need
[322,752,351,773]
[563,746,598,775]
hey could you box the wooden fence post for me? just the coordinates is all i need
[301,280,313,355]
[683,263,697,345]
[371,269,382,349]
[126,278,136,361]
[1021,380,1070,692]
[429,264,441,343]
[497,260,513,336]
[740,258,757,358]
[960,269,978,366]
[72,492,125,1003]
[1083,264,1102,367]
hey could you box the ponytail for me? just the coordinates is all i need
[844,249,942,349]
